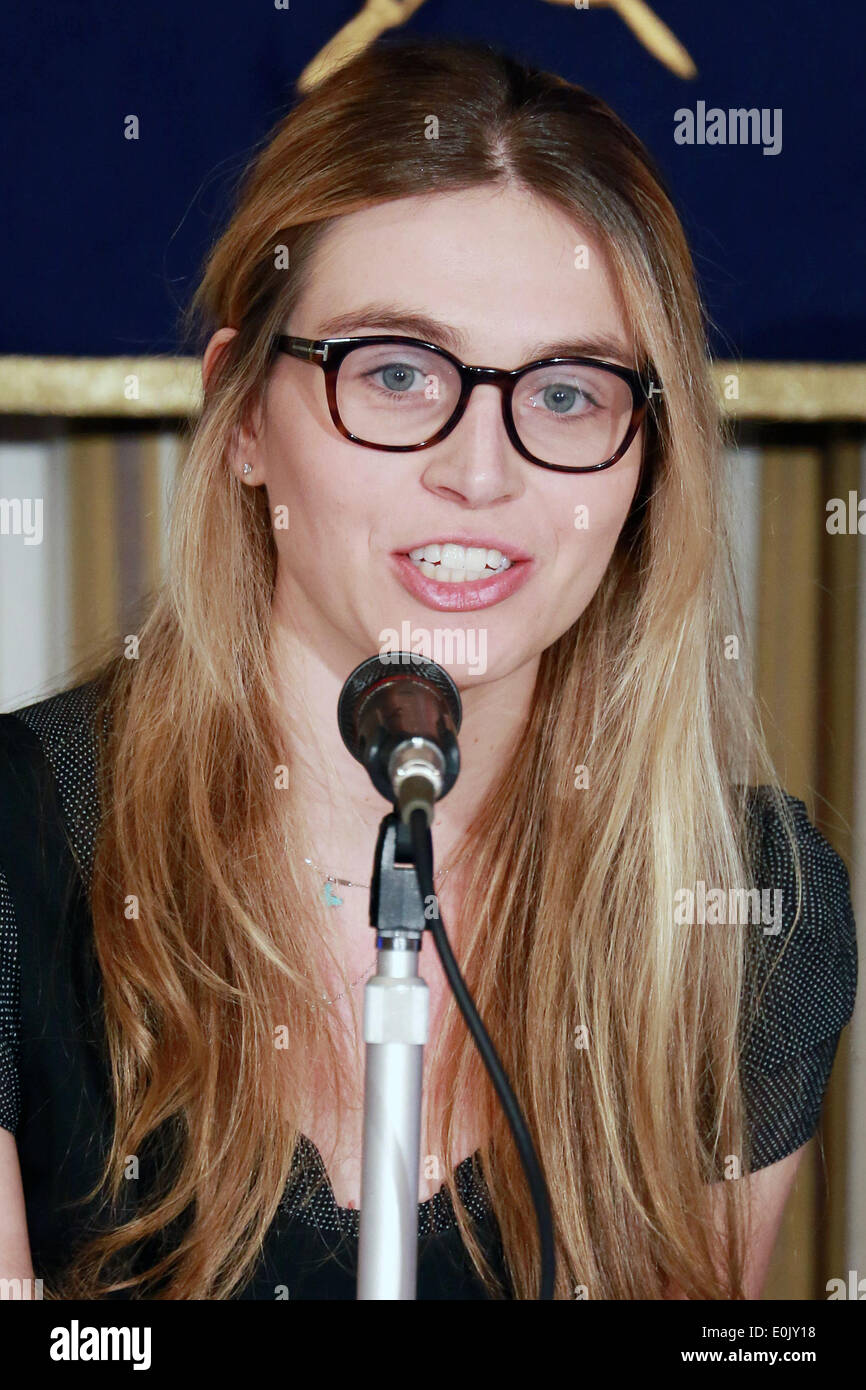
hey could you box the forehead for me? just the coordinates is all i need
[289,184,635,366]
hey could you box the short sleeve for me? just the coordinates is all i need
[0,861,21,1135]
[0,684,105,1143]
[739,789,858,1170]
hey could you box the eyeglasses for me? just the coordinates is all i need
[273,334,659,474]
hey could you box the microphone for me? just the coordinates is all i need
[338,653,557,1298]
[337,653,462,825]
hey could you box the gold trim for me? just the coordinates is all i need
[715,363,866,421]
[0,355,864,420]
[0,356,202,417]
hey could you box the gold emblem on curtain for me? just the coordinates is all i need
[297,0,697,93]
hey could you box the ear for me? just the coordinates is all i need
[202,327,263,481]
[202,326,238,395]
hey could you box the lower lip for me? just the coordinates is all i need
[390,553,534,611]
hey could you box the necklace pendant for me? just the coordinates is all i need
[322,881,343,908]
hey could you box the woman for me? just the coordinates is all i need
[0,35,857,1300]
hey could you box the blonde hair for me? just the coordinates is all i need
[56,34,799,1299]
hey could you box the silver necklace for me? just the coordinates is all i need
[302,853,463,903]
[303,850,468,1005]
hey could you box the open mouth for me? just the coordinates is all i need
[407,542,513,585]
[392,539,533,611]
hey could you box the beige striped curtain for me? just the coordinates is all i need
[757,430,861,1299]
[64,429,185,676]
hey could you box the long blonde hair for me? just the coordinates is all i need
[57,34,798,1299]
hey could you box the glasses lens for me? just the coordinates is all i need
[337,342,461,446]
[512,362,635,469]
[335,344,636,467]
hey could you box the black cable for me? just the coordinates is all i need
[408,807,556,1301]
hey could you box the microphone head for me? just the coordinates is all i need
[337,653,462,807]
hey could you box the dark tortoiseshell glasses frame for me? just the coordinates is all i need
[272,334,660,474]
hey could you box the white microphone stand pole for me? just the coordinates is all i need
[356,812,430,1299]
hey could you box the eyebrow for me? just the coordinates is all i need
[311,303,635,366]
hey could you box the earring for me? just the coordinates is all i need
[242,463,253,475]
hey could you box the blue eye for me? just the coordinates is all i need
[372,363,420,393]
[528,381,601,419]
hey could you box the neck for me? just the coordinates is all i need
[268,599,539,886]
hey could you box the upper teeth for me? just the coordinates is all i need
[408,543,512,580]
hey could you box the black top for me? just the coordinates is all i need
[0,680,858,1299]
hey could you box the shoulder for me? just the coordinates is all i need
[740,785,857,1067]
[0,680,108,1138]
[1,676,106,765]
[0,677,105,768]
[737,786,857,1169]
[739,786,858,1065]
[744,784,853,903]
[0,679,106,893]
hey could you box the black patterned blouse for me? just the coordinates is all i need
[0,681,857,1298]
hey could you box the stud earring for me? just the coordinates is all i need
[242,463,253,475]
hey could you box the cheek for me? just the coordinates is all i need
[555,458,641,565]
[263,408,379,549]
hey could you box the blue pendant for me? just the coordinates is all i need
[322,881,343,908]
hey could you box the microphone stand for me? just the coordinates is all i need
[340,656,556,1299]
[356,810,431,1299]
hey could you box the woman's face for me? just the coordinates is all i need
[225,183,644,687]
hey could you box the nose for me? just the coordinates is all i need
[418,382,526,507]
